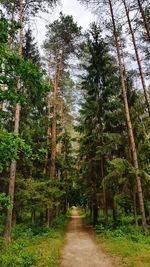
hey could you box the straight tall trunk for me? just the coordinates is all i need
[47,208,53,227]
[44,64,51,175]
[58,100,63,155]
[108,0,147,232]
[4,0,23,243]
[112,197,117,222]
[123,0,150,117]
[50,51,63,178]
[92,203,98,226]
[101,160,108,225]
[0,85,5,110]
[137,0,150,41]
[133,186,139,226]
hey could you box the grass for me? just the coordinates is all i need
[95,223,150,267]
[0,215,69,267]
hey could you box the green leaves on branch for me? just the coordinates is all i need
[0,193,13,210]
[0,132,32,173]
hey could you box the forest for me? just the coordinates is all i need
[0,0,150,266]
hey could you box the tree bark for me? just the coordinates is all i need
[101,160,108,225]
[44,63,51,175]
[47,208,53,227]
[0,85,5,110]
[108,0,147,232]
[58,100,63,155]
[112,197,117,222]
[4,0,23,243]
[31,210,36,224]
[123,0,150,117]
[137,0,150,41]
[92,203,98,226]
[50,50,63,178]
[133,187,139,226]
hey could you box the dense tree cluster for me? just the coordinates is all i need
[77,0,150,232]
[0,0,80,243]
[0,0,150,248]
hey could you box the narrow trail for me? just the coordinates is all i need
[60,207,113,267]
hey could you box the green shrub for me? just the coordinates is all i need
[0,254,23,267]
[52,214,68,229]
[19,251,40,267]
[0,251,39,267]
[95,224,105,234]
[12,224,34,240]
[95,222,150,244]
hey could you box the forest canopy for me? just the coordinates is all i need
[0,1,150,265]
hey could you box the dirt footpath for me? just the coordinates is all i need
[60,207,113,267]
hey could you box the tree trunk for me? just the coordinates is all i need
[31,210,36,224]
[133,187,139,226]
[123,0,150,117]
[92,203,98,226]
[137,0,150,41]
[4,0,23,243]
[108,0,147,232]
[101,160,108,225]
[58,100,63,156]
[44,63,51,175]
[47,208,53,227]
[50,51,63,178]
[103,186,108,225]
[0,85,5,110]
[112,197,117,222]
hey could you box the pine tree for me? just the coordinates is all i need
[77,23,123,225]
[22,29,41,67]
[44,13,81,178]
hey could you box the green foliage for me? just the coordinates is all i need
[44,12,81,62]
[0,132,32,173]
[96,222,150,266]
[0,215,68,267]
[0,193,13,210]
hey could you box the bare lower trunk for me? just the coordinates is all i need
[108,0,147,232]
[4,160,16,242]
[101,160,108,225]
[112,197,117,222]
[50,51,63,178]
[0,84,5,110]
[31,210,36,224]
[44,64,51,175]
[4,0,23,243]
[92,203,98,226]
[137,0,150,41]
[4,103,21,243]
[103,186,108,225]
[47,208,53,227]
[44,91,51,175]
[133,188,139,226]
[50,73,57,178]
[58,101,63,155]
[123,0,150,117]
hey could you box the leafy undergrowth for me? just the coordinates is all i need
[95,223,150,267]
[0,215,68,267]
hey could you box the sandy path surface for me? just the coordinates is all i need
[60,207,113,267]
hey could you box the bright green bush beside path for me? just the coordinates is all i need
[0,215,68,267]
